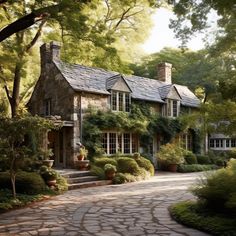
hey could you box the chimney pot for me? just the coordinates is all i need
[50,41,61,61]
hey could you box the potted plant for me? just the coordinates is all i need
[157,143,185,172]
[40,165,58,186]
[40,148,54,168]
[104,164,117,180]
[77,147,88,161]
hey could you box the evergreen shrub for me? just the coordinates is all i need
[0,171,46,194]
[196,155,211,164]
[184,151,197,164]
[94,157,117,168]
[117,157,141,175]
[178,164,218,173]
[192,159,236,214]
[135,156,155,176]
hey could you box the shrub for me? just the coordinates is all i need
[90,165,105,180]
[192,159,236,214]
[0,171,46,195]
[184,151,197,164]
[117,157,141,176]
[196,155,211,164]
[227,148,236,159]
[113,173,136,184]
[56,175,68,193]
[135,156,155,176]
[157,143,185,165]
[178,164,218,173]
[104,164,117,173]
[170,201,236,236]
[39,166,58,181]
[94,157,117,168]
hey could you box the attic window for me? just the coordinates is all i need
[111,90,130,112]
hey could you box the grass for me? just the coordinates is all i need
[169,201,236,236]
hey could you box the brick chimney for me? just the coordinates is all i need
[40,41,61,68]
[157,62,172,84]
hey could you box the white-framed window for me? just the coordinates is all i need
[111,91,130,112]
[209,138,236,149]
[102,132,138,155]
[164,99,180,118]
[180,133,192,151]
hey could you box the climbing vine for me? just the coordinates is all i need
[82,103,185,157]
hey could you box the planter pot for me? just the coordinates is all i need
[46,179,57,186]
[167,164,178,172]
[42,160,54,168]
[77,155,85,161]
[77,160,90,170]
[105,171,116,180]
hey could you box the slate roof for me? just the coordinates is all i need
[54,61,200,108]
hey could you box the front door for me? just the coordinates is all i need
[48,129,66,168]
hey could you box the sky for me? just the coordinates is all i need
[142,8,206,53]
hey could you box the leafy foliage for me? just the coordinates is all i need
[135,156,155,176]
[177,164,217,173]
[157,143,185,165]
[192,159,236,214]
[184,151,197,165]
[170,201,236,236]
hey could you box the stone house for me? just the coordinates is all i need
[28,41,200,168]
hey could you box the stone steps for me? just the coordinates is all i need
[56,169,112,190]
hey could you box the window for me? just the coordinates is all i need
[44,99,52,116]
[111,91,130,112]
[226,139,230,147]
[102,132,138,155]
[165,99,179,118]
[231,139,236,147]
[209,138,234,149]
[210,139,214,148]
[181,133,192,151]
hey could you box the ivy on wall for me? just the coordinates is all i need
[82,103,186,157]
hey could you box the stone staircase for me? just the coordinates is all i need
[57,169,112,190]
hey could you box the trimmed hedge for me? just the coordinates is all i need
[135,157,155,176]
[0,171,47,195]
[117,157,141,176]
[94,157,117,168]
[196,155,211,164]
[184,152,197,164]
[170,201,236,236]
[90,165,105,180]
[177,164,218,173]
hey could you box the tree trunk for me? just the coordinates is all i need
[10,62,22,117]
[10,172,16,198]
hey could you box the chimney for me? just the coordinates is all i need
[40,41,61,68]
[50,41,61,61]
[157,62,172,84]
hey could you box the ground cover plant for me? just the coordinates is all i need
[170,159,236,235]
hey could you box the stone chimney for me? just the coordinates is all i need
[40,41,61,68]
[157,62,172,84]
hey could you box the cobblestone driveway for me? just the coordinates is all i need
[0,172,210,236]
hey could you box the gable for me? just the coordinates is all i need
[106,74,132,93]
[166,86,181,100]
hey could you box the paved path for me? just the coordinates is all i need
[0,172,210,236]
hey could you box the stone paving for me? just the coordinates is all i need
[0,172,210,236]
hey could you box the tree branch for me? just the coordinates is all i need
[0,4,58,42]
[4,84,12,104]
[25,19,47,52]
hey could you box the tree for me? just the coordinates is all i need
[170,0,236,54]
[0,115,54,198]
[0,0,158,117]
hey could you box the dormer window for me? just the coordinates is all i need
[165,99,180,118]
[111,91,130,112]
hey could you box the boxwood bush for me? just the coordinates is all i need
[135,156,155,176]
[184,151,197,164]
[0,171,47,195]
[178,164,218,173]
[117,157,141,176]
[196,155,211,164]
[94,157,117,168]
